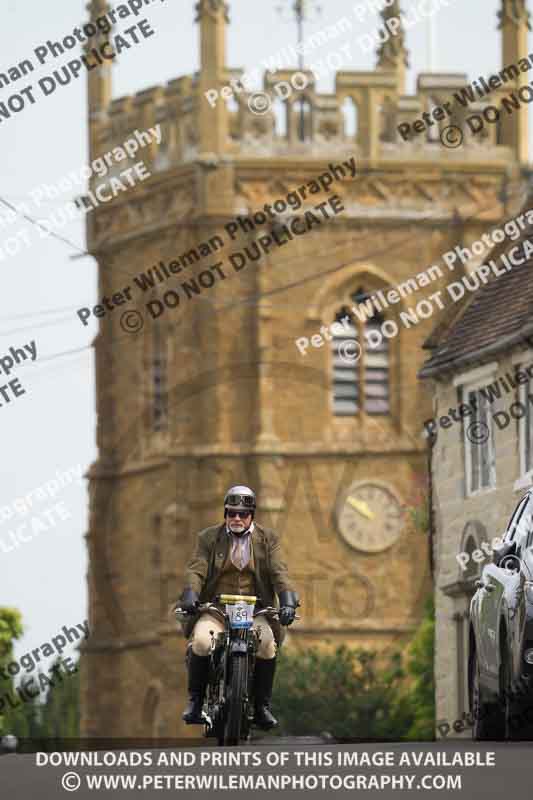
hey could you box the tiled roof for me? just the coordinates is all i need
[419,227,533,379]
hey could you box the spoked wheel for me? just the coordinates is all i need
[223,656,248,746]
[472,652,503,740]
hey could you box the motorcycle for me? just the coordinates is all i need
[175,593,296,746]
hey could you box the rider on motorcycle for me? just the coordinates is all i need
[177,485,299,730]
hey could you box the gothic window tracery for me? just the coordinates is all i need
[331,287,390,417]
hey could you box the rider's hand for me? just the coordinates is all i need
[279,606,296,626]
[179,588,199,614]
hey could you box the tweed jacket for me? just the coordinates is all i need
[181,522,295,640]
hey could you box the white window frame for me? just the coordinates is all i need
[512,351,533,491]
[454,363,498,498]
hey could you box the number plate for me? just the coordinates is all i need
[226,601,254,629]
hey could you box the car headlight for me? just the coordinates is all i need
[525,581,533,604]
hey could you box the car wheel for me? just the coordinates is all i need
[501,656,526,740]
[472,652,504,740]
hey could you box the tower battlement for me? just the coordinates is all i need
[92,62,524,170]
[87,1,530,171]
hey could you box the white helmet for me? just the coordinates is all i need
[224,485,256,513]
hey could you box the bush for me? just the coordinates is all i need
[403,596,435,740]
[271,596,435,741]
[0,608,80,740]
[0,607,23,735]
[273,645,414,739]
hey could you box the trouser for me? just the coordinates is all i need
[190,611,277,659]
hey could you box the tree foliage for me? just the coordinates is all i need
[403,596,435,740]
[0,607,80,740]
[272,597,435,741]
[0,607,24,735]
[37,658,80,739]
[273,645,415,739]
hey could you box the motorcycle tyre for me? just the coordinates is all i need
[223,656,248,746]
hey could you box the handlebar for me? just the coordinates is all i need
[174,603,300,621]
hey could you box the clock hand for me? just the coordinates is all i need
[347,497,375,520]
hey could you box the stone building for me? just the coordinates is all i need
[81,0,530,738]
[420,210,533,736]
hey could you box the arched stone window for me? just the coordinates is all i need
[449,520,488,721]
[459,520,487,582]
[331,287,390,417]
[342,97,358,139]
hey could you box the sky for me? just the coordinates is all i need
[0,0,524,674]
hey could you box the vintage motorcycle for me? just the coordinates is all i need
[175,593,295,746]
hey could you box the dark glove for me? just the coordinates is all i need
[278,590,299,627]
[179,588,199,614]
[279,606,296,626]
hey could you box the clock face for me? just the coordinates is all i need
[337,481,405,553]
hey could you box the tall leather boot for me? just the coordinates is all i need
[253,657,278,730]
[182,652,210,724]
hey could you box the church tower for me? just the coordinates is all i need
[81,1,529,739]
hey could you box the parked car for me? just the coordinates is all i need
[469,489,533,740]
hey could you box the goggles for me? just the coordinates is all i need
[225,494,255,508]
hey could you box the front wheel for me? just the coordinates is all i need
[224,656,248,746]
[471,651,503,740]
[501,655,527,740]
